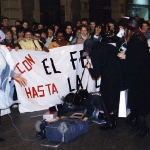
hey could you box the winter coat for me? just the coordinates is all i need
[88,42,121,113]
[125,33,150,115]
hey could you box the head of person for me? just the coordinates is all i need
[15,20,21,26]
[81,18,88,25]
[94,24,102,34]
[3,29,12,40]
[17,26,25,38]
[10,25,17,34]
[90,20,96,30]
[1,17,9,27]
[24,29,33,40]
[123,17,143,42]
[33,30,41,41]
[53,23,59,33]
[22,20,29,29]
[142,21,150,33]
[76,26,81,36]
[65,23,73,34]
[46,26,54,38]
[39,29,46,44]
[76,20,81,27]
[40,29,47,39]
[31,22,38,31]
[107,19,116,31]
[56,30,65,42]
[37,23,44,30]
[80,25,89,37]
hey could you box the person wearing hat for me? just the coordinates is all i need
[117,17,150,137]
[19,29,42,50]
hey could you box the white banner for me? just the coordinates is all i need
[11,44,100,113]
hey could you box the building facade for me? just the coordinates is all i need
[0,0,150,26]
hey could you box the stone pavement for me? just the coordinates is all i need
[0,108,150,150]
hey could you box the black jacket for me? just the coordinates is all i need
[125,33,150,114]
[89,42,121,113]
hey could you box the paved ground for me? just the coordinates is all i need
[0,108,150,150]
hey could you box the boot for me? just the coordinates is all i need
[136,116,149,138]
[100,111,118,130]
[125,113,134,125]
[110,110,118,127]
[99,97,113,130]
[129,116,139,132]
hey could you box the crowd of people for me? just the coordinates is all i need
[0,15,150,142]
[0,16,149,50]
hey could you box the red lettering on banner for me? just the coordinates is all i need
[15,54,35,74]
[52,83,58,94]
[25,87,32,98]
[45,84,51,95]
[38,85,45,97]
[22,60,32,71]
[24,83,58,99]
[32,87,39,98]
[25,54,35,65]
[16,63,26,74]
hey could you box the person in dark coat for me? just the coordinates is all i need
[118,17,150,137]
[85,39,122,130]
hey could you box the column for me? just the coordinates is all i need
[33,0,40,22]
[1,0,23,25]
[111,0,126,21]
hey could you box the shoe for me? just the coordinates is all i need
[129,117,139,132]
[0,137,5,142]
[129,124,140,132]
[110,110,118,127]
[135,116,149,138]
[99,123,113,130]
[125,113,133,125]
[98,112,106,120]
[136,128,149,138]
[92,118,106,124]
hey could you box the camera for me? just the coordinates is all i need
[105,26,113,37]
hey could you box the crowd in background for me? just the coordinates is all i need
[0,16,149,52]
[1,15,150,139]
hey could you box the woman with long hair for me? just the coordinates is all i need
[118,17,150,137]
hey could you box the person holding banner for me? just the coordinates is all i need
[19,29,42,51]
[48,30,69,49]
[85,39,121,130]
[0,45,27,142]
[117,17,150,138]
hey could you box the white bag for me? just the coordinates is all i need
[118,90,130,117]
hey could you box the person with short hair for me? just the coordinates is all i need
[70,24,91,45]
[48,30,69,49]
[1,17,9,30]
[142,21,150,39]
[44,26,55,48]
[19,29,42,50]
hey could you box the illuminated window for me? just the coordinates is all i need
[133,0,149,5]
